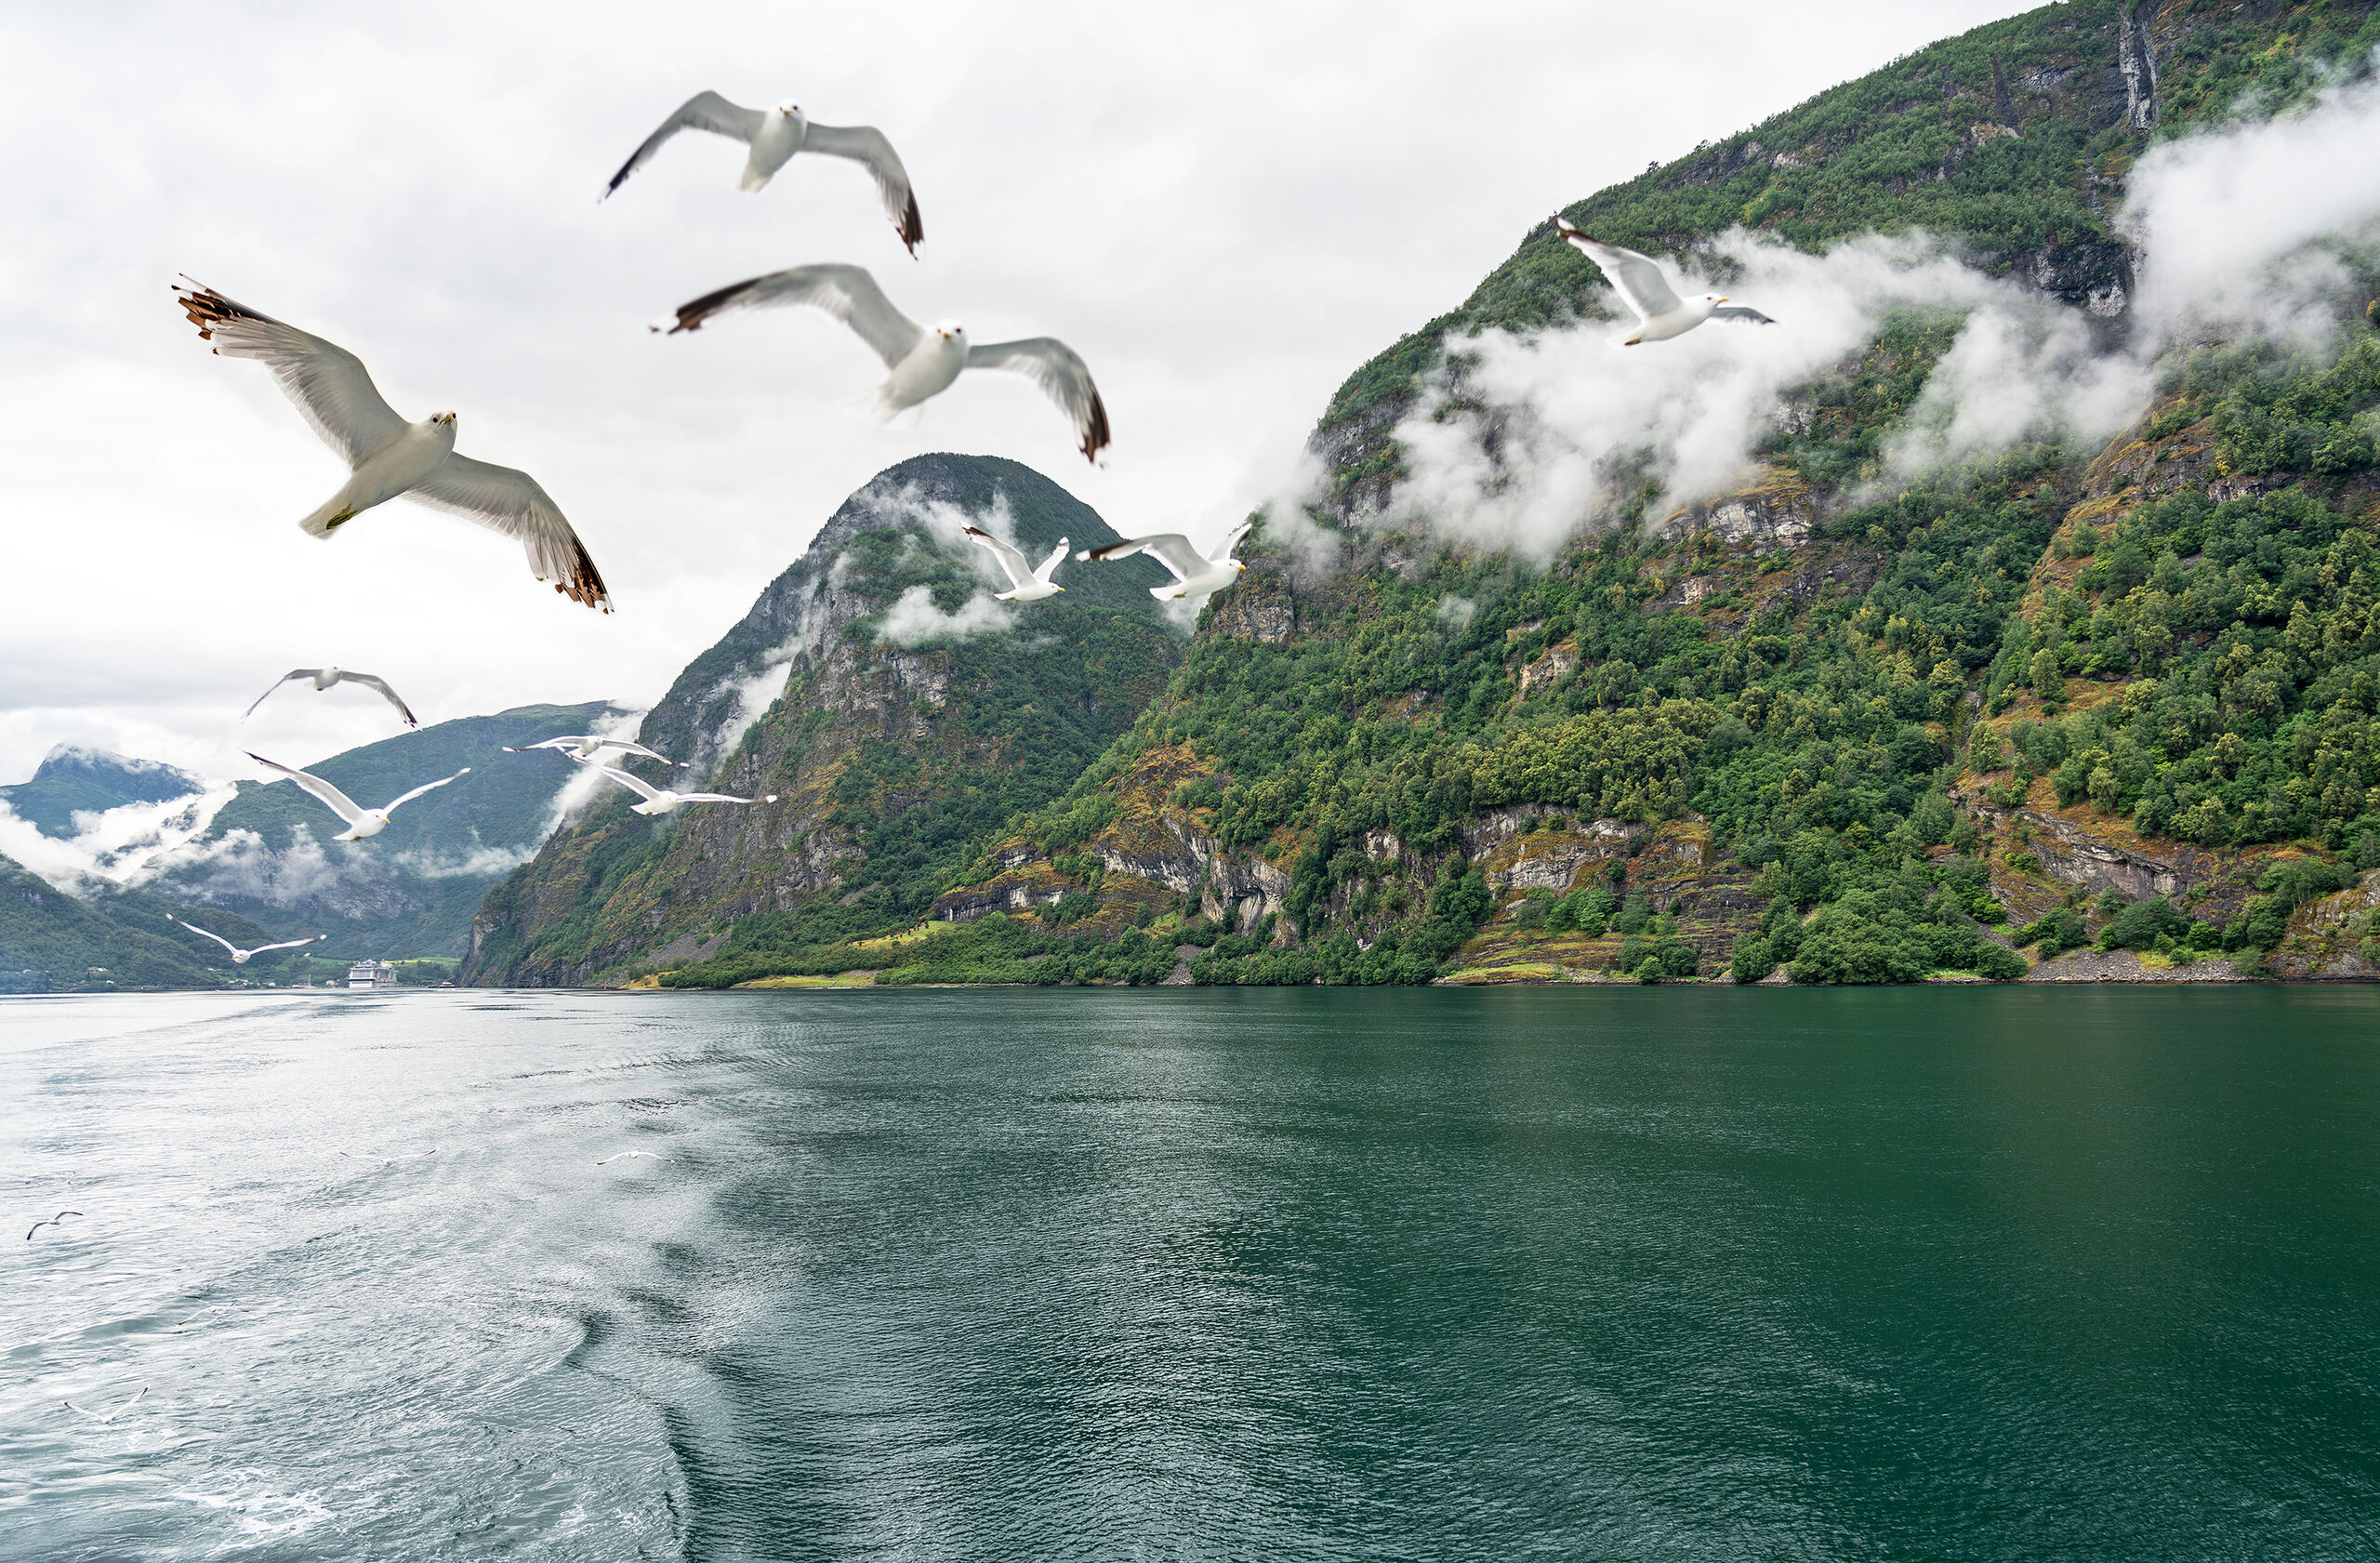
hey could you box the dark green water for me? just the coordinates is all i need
[5,986,2376,1559]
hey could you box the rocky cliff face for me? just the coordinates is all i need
[463,454,1176,986]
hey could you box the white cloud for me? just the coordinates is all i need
[876,585,1012,647]
[0,785,236,894]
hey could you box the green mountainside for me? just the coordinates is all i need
[0,748,206,839]
[0,852,309,994]
[476,0,2380,991]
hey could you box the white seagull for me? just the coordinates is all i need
[655,264,1111,463]
[173,282,612,611]
[592,765,776,817]
[1554,219,1776,345]
[25,1211,82,1241]
[595,1150,662,1165]
[244,668,418,728]
[603,92,924,256]
[170,918,325,965]
[64,1385,146,1423]
[964,526,1067,603]
[1078,521,1250,601]
[245,751,469,841]
[503,735,686,766]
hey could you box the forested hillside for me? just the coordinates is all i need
[483,0,2380,990]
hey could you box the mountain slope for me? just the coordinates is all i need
[464,454,1178,986]
[0,748,205,839]
[640,0,2380,991]
[0,851,309,994]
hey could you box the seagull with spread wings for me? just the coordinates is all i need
[1554,219,1776,345]
[589,765,776,817]
[170,918,324,965]
[1077,521,1250,601]
[655,264,1111,463]
[25,1211,82,1241]
[603,92,924,256]
[64,1385,146,1424]
[502,735,685,766]
[963,526,1067,603]
[172,282,611,611]
[244,667,417,728]
[245,751,468,841]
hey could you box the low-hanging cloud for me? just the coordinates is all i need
[0,784,237,894]
[1368,62,2380,562]
[876,585,1012,646]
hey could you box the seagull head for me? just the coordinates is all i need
[775,99,801,115]
[933,319,966,343]
[431,411,456,426]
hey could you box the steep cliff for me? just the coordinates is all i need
[463,454,1174,985]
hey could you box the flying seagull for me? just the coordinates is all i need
[602,92,924,256]
[595,1150,662,1165]
[503,735,686,766]
[25,1211,82,1241]
[245,751,468,841]
[655,264,1111,463]
[64,1385,146,1423]
[170,918,325,965]
[172,281,612,612]
[964,526,1067,602]
[244,668,418,728]
[1554,219,1776,345]
[590,765,776,817]
[337,1148,438,1165]
[1078,521,1250,601]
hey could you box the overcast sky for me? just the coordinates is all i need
[0,0,2036,784]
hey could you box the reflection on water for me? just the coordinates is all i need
[3,986,2375,1560]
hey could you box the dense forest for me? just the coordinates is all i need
[477,0,2380,991]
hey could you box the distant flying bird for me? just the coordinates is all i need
[170,918,325,965]
[964,526,1067,602]
[589,764,777,817]
[503,735,685,766]
[171,281,612,612]
[245,751,468,841]
[244,668,418,728]
[602,92,924,255]
[25,1211,82,1241]
[64,1385,146,1423]
[655,264,1111,463]
[1078,521,1250,601]
[595,1150,661,1165]
[1554,219,1776,345]
[337,1148,437,1165]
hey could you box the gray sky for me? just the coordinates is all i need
[0,0,2034,783]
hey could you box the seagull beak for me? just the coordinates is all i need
[1235,563,1247,571]
[1717,297,1729,303]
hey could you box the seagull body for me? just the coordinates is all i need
[1078,521,1250,601]
[64,1385,146,1423]
[590,764,776,817]
[656,264,1111,462]
[1554,219,1776,345]
[245,668,417,728]
[171,918,324,965]
[172,282,611,611]
[604,93,924,255]
[503,735,684,766]
[245,751,468,841]
[964,526,1067,603]
[595,1150,661,1165]
[25,1211,82,1240]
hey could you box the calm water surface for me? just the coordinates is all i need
[2,986,2375,1560]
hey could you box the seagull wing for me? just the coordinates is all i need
[658,263,923,367]
[1207,520,1252,564]
[250,934,326,955]
[1078,533,1207,582]
[800,122,924,255]
[1711,304,1778,325]
[406,455,612,613]
[172,283,408,466]
[381,766,469,815]
[246,751,367,827]
[962,525,1034,590]
[171,917,244,957]
[593,738,678,764]
[963,338,1111,463]
[337,672,418,727]
[1553,222,1683,322]
[593,765,663,803]
[673,792,760,804]
[602,91,768,198]
[502,736,573,753]
[1036,538,1069,582]
[242,670,319,722]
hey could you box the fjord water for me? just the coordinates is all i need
[4,988,2375,1560]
